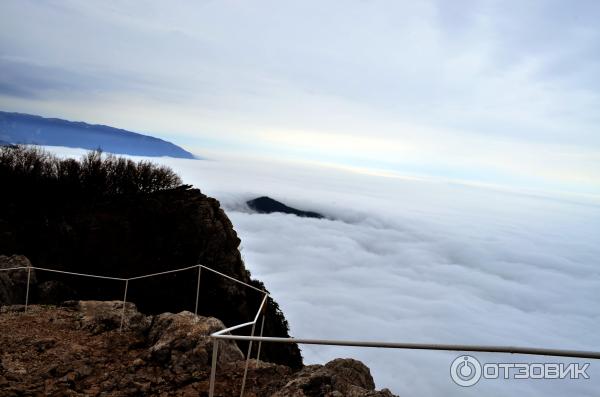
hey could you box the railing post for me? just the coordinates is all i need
[24,266,32,312]
[195,265,202,315]
[239,321,256,397]
[119,279,129,332]
[256,312,266,366]
[209,339,219,397]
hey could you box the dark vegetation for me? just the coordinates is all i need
[247,196,324,219]
[0,146,302,368]
[0,145,182,197]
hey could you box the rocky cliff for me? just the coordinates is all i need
[0,185,301,369]
[0,146,301,368]
[0,302,398,397]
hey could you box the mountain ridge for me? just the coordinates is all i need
[0,111,195,159]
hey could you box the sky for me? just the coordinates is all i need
[48,146,600,397]
[1,0,600,196]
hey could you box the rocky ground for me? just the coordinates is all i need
[0,301,398,397]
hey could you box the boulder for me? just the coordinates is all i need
[74,300,151,334]
[0,255,35,306]
[71,300,244,374]
[147,311,244,372]
[273,358,399,397]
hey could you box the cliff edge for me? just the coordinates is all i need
[0,146,300,368]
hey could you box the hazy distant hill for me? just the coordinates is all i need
[0,111,195,159]
[247,196,324,219]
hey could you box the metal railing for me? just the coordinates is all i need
[2,264,599,397]
[0,263,266,332]
[209,317,600,397]
[207,286,600,397]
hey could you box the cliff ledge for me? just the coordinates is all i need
[0,302,398,397]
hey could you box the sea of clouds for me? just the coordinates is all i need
[49,147,600,396]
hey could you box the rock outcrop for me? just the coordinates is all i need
[0,302,398,396]
[74,300,152,335]
[0,255,34,306]
[272,359,396,397]
[0,178,302,368]
[147,310,244,370]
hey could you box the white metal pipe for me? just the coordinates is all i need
[195,266,202,315]
[239,321,256,397]
[0,266,30,272]
[127,264,199,280]
[211,294,268,337]
[200,265,266,294]
[210,335,600,360]
[256,313,266,365]
[212,321,255,336]
[119,280,129,332]
[32,266,127,281]
[253,294,268,323]
[208,340,219,397]
[24,266,31,312]
[206,293,269,396]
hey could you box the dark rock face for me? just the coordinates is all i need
[0,186,302,368]
[0,255,34,306]
[247,196,324,219]
[0,303,399,396]
[37,280,77,305]
[0,257,76,307]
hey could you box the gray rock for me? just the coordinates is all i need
[72,300,244,375]
[147,311,244,372]
[0,305,26,313]
[0,255,35,306]
[75,300,151,334]
[272,358,399,397]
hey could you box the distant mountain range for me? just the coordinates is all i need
[0,111,195,159]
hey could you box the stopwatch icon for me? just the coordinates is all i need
[450,355,482,387]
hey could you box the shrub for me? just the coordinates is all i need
[0,145,182,197]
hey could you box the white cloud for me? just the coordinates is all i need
[47,147,600,396]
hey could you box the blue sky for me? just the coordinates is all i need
[1,0,599,196]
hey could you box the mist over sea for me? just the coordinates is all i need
[49,147,600,397]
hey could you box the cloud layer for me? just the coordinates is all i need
[48,147,600,396]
